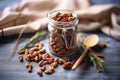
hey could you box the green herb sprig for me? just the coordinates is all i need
[22,30,48,49]
[88,51,105,71]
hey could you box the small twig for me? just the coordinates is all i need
[9,22,29,61]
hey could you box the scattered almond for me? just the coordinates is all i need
[50,62,58,68]
[38,60,45,67]
[18,49,25,54]
[62,62,71,69]
[40,65,46,71]
[30,47,39,51]
[54,58,59,63]
[18,55,23,62]
[39,48,46,54]
[37,71,43,76]
[59,58,65,64]
[46,58,54,64]
[44,69,53,74]
[100,42,106,48]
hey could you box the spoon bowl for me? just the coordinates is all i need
[84,34,99,48]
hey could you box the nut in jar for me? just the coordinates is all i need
[48,9,79,56]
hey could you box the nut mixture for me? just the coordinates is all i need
[18,41,75,77]
[49,12,77,55]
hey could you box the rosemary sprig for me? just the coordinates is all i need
[77,32,105,71]
[88,52,105,71]
[21,30,48,49]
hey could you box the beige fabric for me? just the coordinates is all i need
[0,0,120,40]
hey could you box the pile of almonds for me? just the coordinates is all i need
[18,41,76,77]
[49,29,77,55]
[18,41,106,76]
[49,12,77,55]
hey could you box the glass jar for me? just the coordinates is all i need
[48,9,79,56]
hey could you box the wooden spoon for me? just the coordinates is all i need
[72,34,99,70]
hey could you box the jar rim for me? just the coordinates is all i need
[47,9,79,29]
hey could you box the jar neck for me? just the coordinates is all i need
[48,20,78,30]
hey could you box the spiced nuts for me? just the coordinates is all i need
[18,41,74,77]
[25,62,33,72]
[62,62,71,69]
[37,71,43,76]
[51,12,75,22]
[49,29,77,55]
[49,11,78,55]
[18,55,23,62]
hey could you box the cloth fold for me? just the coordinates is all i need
[0,0,120,40]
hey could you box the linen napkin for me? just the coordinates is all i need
[0,0,120,40]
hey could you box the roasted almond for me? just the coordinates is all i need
[38,41,43,49]
[50,62,58,68]
[62,62,71,69]
[44,69,53,74]
[25,49,29,55]
[40,65,46,71]
[30,47,39,51]
[38,60,44,67]
[37,71,43,76]
[18,55,23,62]
[58,59,65,64]
[39,48,46,54]
[18,49,25,54]
[46,58,54,64]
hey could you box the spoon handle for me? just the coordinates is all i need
[72,47,89,70]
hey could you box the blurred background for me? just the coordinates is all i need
[0,0,120,12]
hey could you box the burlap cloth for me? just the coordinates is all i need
[0,0,120,40]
